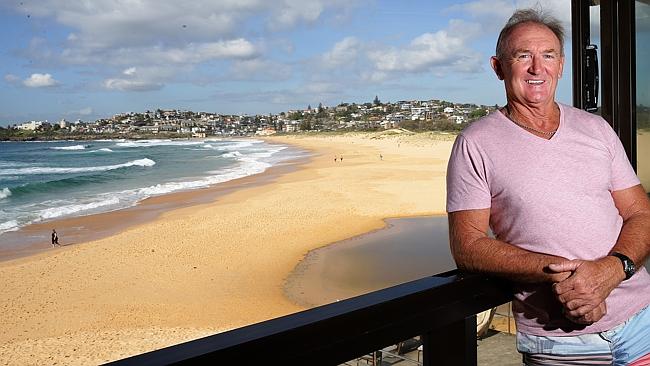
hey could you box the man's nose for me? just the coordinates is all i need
[528,55,542,74]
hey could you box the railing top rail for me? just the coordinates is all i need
[106,270,512,365]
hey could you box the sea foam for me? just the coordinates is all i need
[39,196,121,220]
[0,187,11,199]
[116,140,205,148]
[0,220,19,234]
[51,145,88,150]
[0,158,155,175]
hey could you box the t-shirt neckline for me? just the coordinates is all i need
[499,103,564,142]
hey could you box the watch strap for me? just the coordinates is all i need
[610,252,636,280]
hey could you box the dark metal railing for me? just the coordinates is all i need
[106,270,512,366]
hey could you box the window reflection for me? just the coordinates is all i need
[637,1,650,193]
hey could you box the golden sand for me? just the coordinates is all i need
[0,131,455,365]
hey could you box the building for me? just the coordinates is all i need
[16,121,44,131]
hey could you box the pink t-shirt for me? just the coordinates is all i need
[446,103,650,336]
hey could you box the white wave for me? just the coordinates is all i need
[0,161,26,168]
[0,188,11,199]
[222,151,243,158]
[135,158,271,197]
[196,143,225,150]
[51,145,88,150]
[116,139,204,148]
[245,146,287,159]
[92,148,113,153]
[214,141,260,151]
[39,197,122,220]
[0,158,155,175]
[0,220,19,234]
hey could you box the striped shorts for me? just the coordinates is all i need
[517,305,650,365]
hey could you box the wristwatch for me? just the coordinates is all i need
[610,252,636,280]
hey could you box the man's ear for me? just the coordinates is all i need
[490,56,503,80]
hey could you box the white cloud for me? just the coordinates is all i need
[307,18,484,89]
[447,1,572,37]
[123,67,137,76]
[103,65,180,92]
[103,79,163,92]
[180,39,258,61]
[23,73,60,88]
[367,23,482,74]
[60,39,258,67]
[268,0,324,30]
[13,1,360,49]
[321,37,360,68]
[7,0,364,94]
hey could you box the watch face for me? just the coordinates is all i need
[612,252,636,280]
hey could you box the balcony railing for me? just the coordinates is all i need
[106,270,512,365]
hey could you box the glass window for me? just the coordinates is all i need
[637,1,650,193]
[591,4,602,112]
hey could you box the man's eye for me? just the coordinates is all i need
[517,54,530,59]
[543,54,555,59]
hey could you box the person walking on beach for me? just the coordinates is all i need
[51,229,60,247]
[447,7,650,365]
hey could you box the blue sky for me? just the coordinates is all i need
[0,0,576,125]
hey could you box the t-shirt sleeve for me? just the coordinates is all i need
[600,121,640,192]
[446,134,492,212]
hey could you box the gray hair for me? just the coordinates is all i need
[496,7,565,60]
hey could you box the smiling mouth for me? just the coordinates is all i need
[526,80,544,85]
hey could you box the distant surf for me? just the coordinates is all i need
[50,144,89,150]
[0,158,155,176]
[0,139,308,237]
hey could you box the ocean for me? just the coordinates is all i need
[0,138,305,243]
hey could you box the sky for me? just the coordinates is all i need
[0,0,579,125]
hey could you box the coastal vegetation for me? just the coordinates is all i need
[4,101,647,142]
[1,98,493,141]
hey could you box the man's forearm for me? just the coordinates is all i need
[448,209,572,283]
[609,212,650,267]
[452,236,569,283]
[609,185,650,269]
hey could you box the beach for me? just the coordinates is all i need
[0,131,455,365]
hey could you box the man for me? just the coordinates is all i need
[446,8,650,365]
[51,229,60,247]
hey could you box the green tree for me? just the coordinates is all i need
[299,120,312,131]
[469,109,487,120]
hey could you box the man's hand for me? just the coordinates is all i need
[548,257,624,318]
[564,301,607,324]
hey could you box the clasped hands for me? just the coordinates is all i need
[547,257,623,325]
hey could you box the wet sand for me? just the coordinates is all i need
[284,215,456,308]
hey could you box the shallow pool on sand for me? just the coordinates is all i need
[284,215,456,308]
